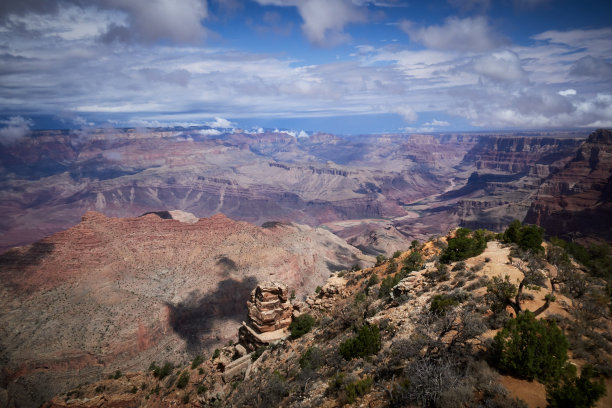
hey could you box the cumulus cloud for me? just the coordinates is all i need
[255,0,367,46]
[400,16,505,52]
[470,50,527,82]
[392,106,418,122]
[0,116,33,145]
[205,117,234,128]
[570,56,612,78]
[0,0,209,44]
[98,0,208,43]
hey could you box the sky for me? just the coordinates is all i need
[0,0,611,136]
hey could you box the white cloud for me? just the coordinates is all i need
[423,119,450,127]
[0,116,33,145]
[98,0,209,44]
[392,106,418,123]
[400,16,505,52]
[205,117,234,128]
[471,50,527,82]
[254,0,367,46]
[558,89,576,96]
[198,128,222,136]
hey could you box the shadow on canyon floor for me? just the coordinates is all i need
[166,276,258,352]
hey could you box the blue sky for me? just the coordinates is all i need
[0,0,611,137]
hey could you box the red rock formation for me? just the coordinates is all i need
[525,129,612,241]
[238,282,293,352]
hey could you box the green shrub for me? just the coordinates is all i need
[315,285,322,294]
[339,324,381,360]
[113,370,122,379]
[367,274,380,287]
[197,384,208,394]
[251,345,267,361]
[191,354,204,369]
[289,313,316,339]
[392,250,402,259]
[503,220,544,252]
[546,366,606,408]
[491,311,569,383]
[345,376,373,404]
[354,292,367,304]
[551,237,612,279]
[424,263,451,283]
[212,349,220,359]
[403,250,424,273]
[299,347,322,371]
[182,392,190,404]
[440,228,487,263]
[152,362,174,380]
[176,371,190,389]
[430,294,459,315]
[375,254,387,266]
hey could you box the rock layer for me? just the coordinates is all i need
[239,282,293,352]
[525,129,612,241]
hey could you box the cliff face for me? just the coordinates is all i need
[525,129,612,241]
[461,136,584,173]
[0,212,371,407]
[394,134,585,237]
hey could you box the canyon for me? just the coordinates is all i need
[0,127,598,256]
[1,126,611,406]
[0,211,369,407]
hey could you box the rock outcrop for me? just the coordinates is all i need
[239,282,293,352]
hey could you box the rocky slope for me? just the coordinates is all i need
[41,235,612,408]
[525,129,612,241]
[0,212,371,407]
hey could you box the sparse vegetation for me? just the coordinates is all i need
[546,365,606,408]
[440,228,487,263]
[289,313,315,339]
[491,311,569,383]
[191,354,204,369]
[503,220,544,252]
[176,371,190,389]
[46,226,612,408]
[430,294,459,316]
[402,250,423,273]
[339,324,381,360]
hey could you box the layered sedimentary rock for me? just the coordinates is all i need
[525,129,612,241]
[239,282,293,351]
[394,133,586,238]
[0,212,369,407]
[0,129,467,252]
